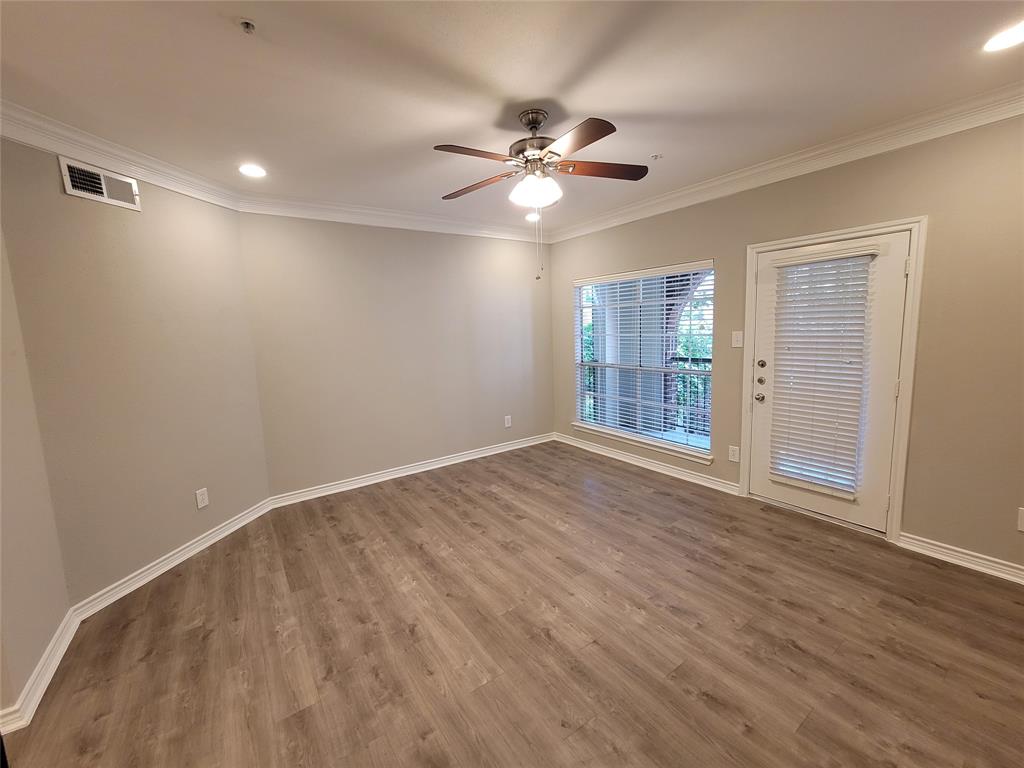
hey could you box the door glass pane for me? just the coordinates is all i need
[769,255,871,493]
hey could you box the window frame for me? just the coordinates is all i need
[571,260,715,464]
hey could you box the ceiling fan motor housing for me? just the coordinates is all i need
[511,108,559,162]
[509,135,555,161]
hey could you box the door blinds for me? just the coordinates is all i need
[769,254,872,494]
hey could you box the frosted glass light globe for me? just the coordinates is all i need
[509,173,562,208]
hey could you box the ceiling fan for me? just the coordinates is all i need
[434,108,648,210]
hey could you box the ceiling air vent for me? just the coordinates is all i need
[59,156,141,211]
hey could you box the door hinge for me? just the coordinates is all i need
[904,258,911,276]
[895,379,901,399]
[885,494,891,512]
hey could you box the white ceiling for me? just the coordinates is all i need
[3,2,1023,236]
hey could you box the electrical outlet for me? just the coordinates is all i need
[504,415,512,428]
[1018,507,1024,533]
[728,445,740,462]
[195,487,209,509]
[731,331,744,348]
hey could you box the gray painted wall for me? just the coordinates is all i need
[2,141,270,606]
[240,214,552,495]
[1,242,71,706]
[1,116,1021,710]
[549,116,1024,566]
[0,139,552,708]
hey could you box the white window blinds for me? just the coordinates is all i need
[575,265,714,452]
[769,254,872,494]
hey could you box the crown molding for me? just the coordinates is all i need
[1,100,241,210]
[236,196,534,242]
[0,101,535,243]
[548,82,1024,243]
[4,83,1022,245]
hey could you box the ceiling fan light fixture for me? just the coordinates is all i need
[509,172,562,209]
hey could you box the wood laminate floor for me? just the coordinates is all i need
[7,442,1024,767]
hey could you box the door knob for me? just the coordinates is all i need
[756,376,766,385]
[754,393,766,402]
[757,359,767,368]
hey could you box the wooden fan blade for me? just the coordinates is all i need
[434,144,518,163]
[556,160,648,181]
[442,171,520,200]
[540,117,615,159]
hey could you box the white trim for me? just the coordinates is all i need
[572,260,716,468]
[4,430,1022,734]
[72,496,275,621]
[3,83,1022,244]
[745,216,927,254]
[572,259,714,287]
[0,610,78,734]
[264,433,555,509]
[0,101,533,243]
[556,430,1024,591]
[886,221,927,542]
[81,431,552,618]
[1,493,277,735]
[738,217,928,545]
[570,421,713,465]
[738,249,758,495]
[0,432,554,734]
[555,432,737,494]
[896,534,1024,586]
[1,101,240,210]
[235,197,530,243]
[549,83,1024,243]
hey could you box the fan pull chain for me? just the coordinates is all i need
[535,210,545,281]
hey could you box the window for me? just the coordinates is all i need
[574,262,715,454]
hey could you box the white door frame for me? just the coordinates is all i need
[738,217,928,542]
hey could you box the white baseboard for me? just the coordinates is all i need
[7,432,1022,733]
[74,498,275,622]
[0,498,274,735]
[0,432,555,734]
[553,432,741,496]
[0,609,78,733]
[896,533,1024,586]
[265,433,555,509]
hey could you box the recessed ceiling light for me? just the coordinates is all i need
[984,20,1024,52]
[525,211,540,223]
[238,163,266,178]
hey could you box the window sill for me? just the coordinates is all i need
[570,422,714,465]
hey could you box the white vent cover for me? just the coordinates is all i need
[59,156,141,211]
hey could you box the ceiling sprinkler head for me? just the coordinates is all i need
[240,18,256,35]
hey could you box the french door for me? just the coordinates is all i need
[747,231,910,531]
